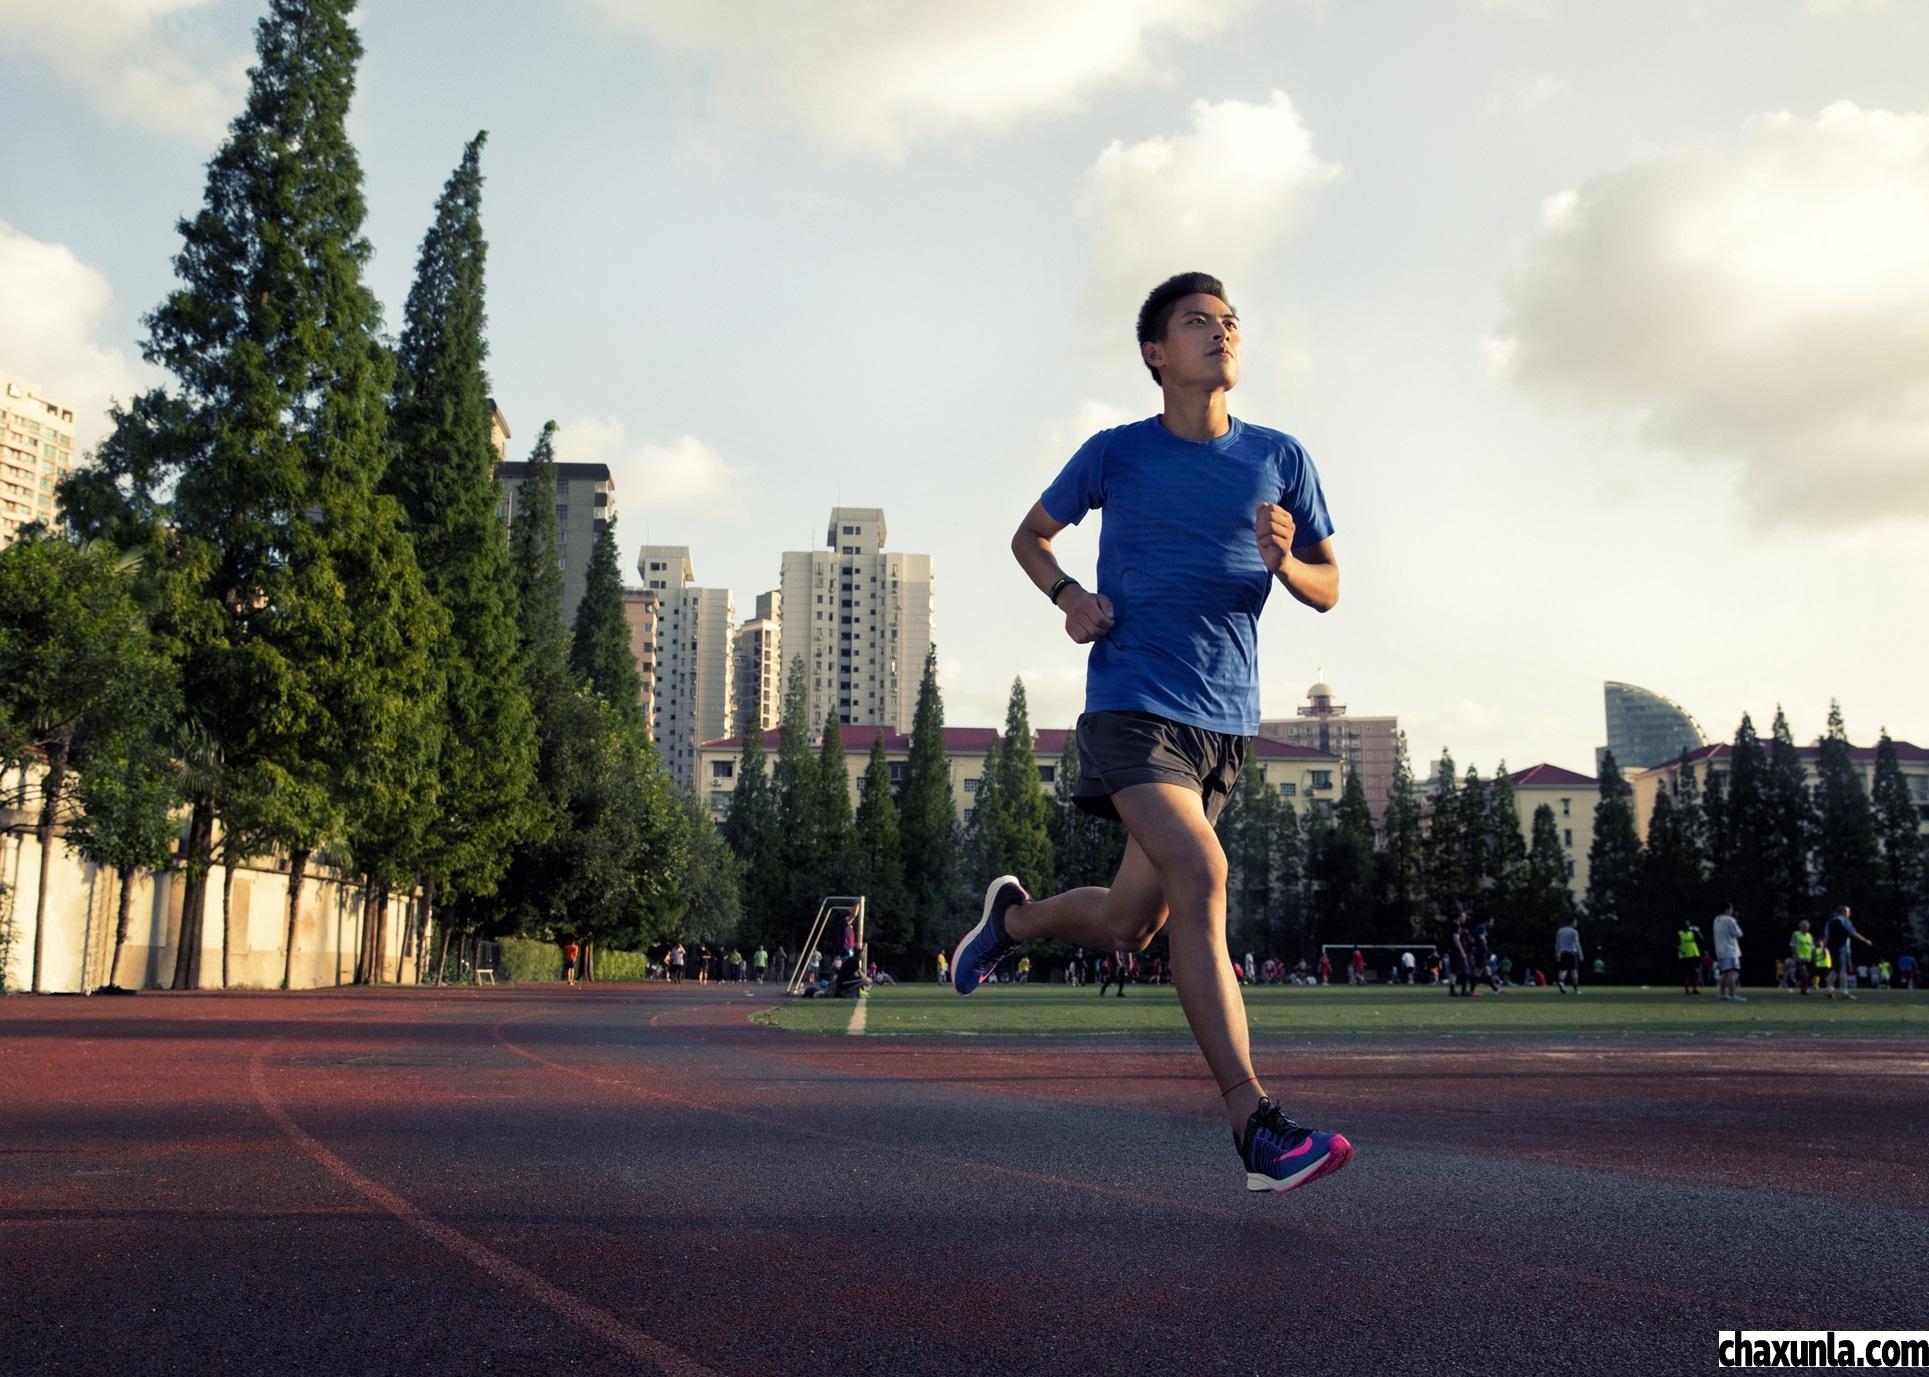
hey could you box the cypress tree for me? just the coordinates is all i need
[509,423,570,698]
[1486,764,1530,933]
[1266,798,1307,958]
[1315,771,1377,944]
[1763,706,1816,926]
[1458,765,1490,923]
[1521,803,1577,965]
[1424,751,1470,924]
[1221,759,1276,949]
[1633,784,1705,979]
[1871,731,1926,938]
[103,0,447,987]
[772,657,823,922]
[1377,731,1425,940]
[898,645,958,959]
[815,704,858,891]
[723,726,781,942]
[570,515,642,728]
[1584,751,1642,957]
[1048,735,1125,892]
[980,677,1054,892]
[1812,701,1882,939]
[855,730,912,961]
[1721,714,1776,930]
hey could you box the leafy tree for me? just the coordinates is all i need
[570,515,642,729]
[662,791,740,944]
[854,730,912,961]
[1312,771,1376,946]
[1219,759,1276,951]
[1519,803,1578,964]
[1632,783,1705,978]
[0,538,177,991]
[1871,732,1927,940]
[771,657,823,929]
[1812,700,1881,939]
[68,728,184,990]
[1584,751,1642,959]
[1048,734,1126,891]
[1485,764,1530,937]
[897,645,958,963]
[1424,751,1472,925]
[383,129,539,922]
[1717,714,1775,932]
[1264,797,1308,960]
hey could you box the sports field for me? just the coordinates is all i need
[4,981,1924,1376]
[763,979,1929,1039]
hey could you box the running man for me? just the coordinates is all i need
[1554,917,1583,994]
[950,272,1350,1194]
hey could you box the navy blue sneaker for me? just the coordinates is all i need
[1237,1097,1354,1193]
[952,875,1028,995]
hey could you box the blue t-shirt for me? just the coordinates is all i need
[1040,416,1333,736]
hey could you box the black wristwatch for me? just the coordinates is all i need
[1048,575,1080,607]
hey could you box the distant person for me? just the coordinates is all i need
[838,912,857,960]
[1317,951,1333,986]
[697,945,712,985]
[1400,949,1416,985]
[754,945,768,983]
[1712,905,1744,1003]
[562,939,580,986]
[1822,905,1872,1001]
[1472,921,1501,995]
[1449,916,1473,997]
[1555,918,1583,994]
[1677,923,1702,996]
[1900,952,1917,990]
[729,948,746,982]
[936,950,949,985]
[774,945,790,985]
[669,942,686,983]
[1349,948,1366,986]
[1789,921,1814,995]
[1017,955,1032,985]
[1101,949,1130,998]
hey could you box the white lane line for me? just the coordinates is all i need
[248,1049,721,1377]
[846,994,868,1036]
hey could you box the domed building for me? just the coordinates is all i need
[1258,677,1400,821]
[1598,681,1706,772]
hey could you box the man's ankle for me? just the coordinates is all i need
[1224,1080,1265,1136]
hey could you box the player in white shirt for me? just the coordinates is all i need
[1712,907,1744,1003]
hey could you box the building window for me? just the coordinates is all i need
[1037,765,1055,784]
[1279,783,1297,797]
[711,760,733,779]
[1561,797,1571,817]
[1565,859,1576,880]
[1310,770,1332,788]
[964,777,980,794]
[888,762,905,782]
[1563,829,1573,847]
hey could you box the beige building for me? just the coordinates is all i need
[733,590,782,737]
[494,460,615,628]
[637,546,734,790]
[1629,741,1929,843]
[779,508,933,734]
[487,399,511,460]
[1505,763,1600,898]
[0,374,77,547]
[1259,678,1400,822]
[621,588,658,727]
[695,725,1342,825]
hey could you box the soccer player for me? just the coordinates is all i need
[1789,920,1814,995]
[1554,917,1583,994]
[1712,905,1744,1002]
[1821,904,1872,1001]
[950,272,1350,1194]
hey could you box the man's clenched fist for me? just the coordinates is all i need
[1061,587,1115,644]
[1255,502,1296,574]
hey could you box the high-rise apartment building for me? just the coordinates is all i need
[637,546,734,790]
[0,374,77,548]
[621,587,658,727]
[778,508,933,732]
[494,460,614,627]
[733,590,782,737]
[1258,679,1400,822]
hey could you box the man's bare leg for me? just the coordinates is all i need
[1004,782,1263,1135]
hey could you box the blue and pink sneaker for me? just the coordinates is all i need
[1238,1097,1354,1193]
[951,875,1028,995]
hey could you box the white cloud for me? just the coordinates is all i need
[1804,0,1887,12]
[1491,101,1929,529]
[0,0,244,143]
[1038,399,1136,480]
[557,415,740,510]
[1476,0,1554,16]
[1490,72,1568,114]
[575,0,1245,162]
[1076,90,1342,305]
[0,221,146,451]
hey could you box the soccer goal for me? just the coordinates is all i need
[786,895,867,996]
[1320,943,1438,984]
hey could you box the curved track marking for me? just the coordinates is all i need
[248,1047,722,1377]
[495,1001,1825,1327]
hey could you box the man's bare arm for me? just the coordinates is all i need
[1013,501,1115,643]
[1282,537,1340,613]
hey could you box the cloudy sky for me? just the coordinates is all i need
[5,0,1927,776]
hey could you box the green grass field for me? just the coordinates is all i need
[756,981,1929,1040]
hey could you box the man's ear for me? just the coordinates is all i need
[1141,339,1164,372]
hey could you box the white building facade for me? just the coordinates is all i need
[0,374,77,548]
[778,508,932,734]
[637,545,734,790]
[733,590,782,737]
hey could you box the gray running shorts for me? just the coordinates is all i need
[1071,709,1247,823]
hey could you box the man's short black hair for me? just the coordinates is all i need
[1137,271,1231,384]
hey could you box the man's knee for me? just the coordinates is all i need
[1158,851,1227,911]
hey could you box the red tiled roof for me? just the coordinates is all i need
[1509,763,1598,789]
[699,725,1340,760]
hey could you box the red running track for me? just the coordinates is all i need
[2,984,1924,1376]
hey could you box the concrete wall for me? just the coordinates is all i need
[1,818,431,995]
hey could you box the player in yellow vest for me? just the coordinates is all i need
[1790,921,1814,996]
[1677,923,1702,996]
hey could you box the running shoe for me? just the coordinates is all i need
[952,875,1028,996]
[1237,1097,1354,1193]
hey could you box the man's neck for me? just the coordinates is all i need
[1158,387,1232,442]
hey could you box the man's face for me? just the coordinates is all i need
[1144,293,1240,391]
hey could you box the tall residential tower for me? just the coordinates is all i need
[0,374,77,548]
[638,545,734,790]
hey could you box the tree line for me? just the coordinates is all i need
[0,0,716,991]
